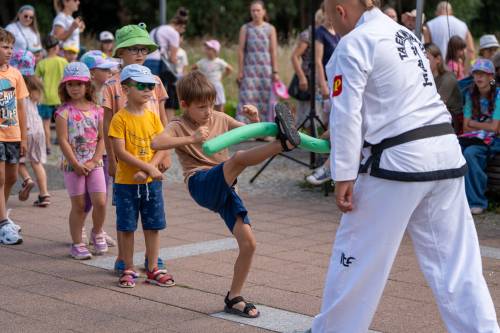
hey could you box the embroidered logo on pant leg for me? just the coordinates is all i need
[340,252,355,267]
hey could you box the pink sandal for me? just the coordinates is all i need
[118,270,137,288]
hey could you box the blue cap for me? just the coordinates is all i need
[120,64,156,84]
[80,50,117,70]
[61,62,91,84]
[471,59,495,75]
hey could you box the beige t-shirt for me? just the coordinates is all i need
[165,111,241,181]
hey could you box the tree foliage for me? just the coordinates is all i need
[1,0,498,42]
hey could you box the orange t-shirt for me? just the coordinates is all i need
[101,72,168,116]
[165,112,242,181]
[0,65,29,142]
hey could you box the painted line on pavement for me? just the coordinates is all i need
[211,305,381,333]
[480,246,500,260]
[83,237,237,270]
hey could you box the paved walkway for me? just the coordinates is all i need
[1,181,499,332]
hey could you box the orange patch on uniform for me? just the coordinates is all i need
[332,75,342,97]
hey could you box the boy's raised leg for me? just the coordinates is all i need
[228,217,258,317]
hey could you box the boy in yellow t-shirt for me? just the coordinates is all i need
[0,28,29,245]
[35,35,68,154]
[108,64,173,288]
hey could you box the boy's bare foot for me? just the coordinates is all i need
[274,103,301,151]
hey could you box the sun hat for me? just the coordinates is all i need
[273,80,290,99]
[80,50,117,70]
[99,31,114,42]
[204,40,221,54]
[63,44,80,54]
[479,34,500,50]
[113,23,157,57]
[10,49,35,76]
[471,59,495,75]
[60,62,91,84]
[120,64,156,84]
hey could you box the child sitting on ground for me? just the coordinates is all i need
[108,64,173,288]
[193,40,233,112]
[55,62,108,259]
[9,50,51,207]
[152,71,301,318]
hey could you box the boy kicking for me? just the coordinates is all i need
[152,71,300,318]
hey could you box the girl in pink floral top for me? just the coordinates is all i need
[55,62,108,260]
[446,35,467,80]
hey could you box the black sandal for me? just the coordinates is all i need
[33,195,51,207]
[274,103,301,152]
[224,292,260,318]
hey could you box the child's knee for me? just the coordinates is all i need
[239,235,257,253]
[5,174,17,187]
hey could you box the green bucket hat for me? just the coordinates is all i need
[113,23,158,57]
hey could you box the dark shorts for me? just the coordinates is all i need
[188,163,250,232]
[0,142,20,164]
[114,181,166,232]
[37,105,56,120]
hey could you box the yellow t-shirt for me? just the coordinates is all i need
[108,108,163,184]
[35,56,68,106]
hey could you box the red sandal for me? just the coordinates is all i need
[118,270,137,288]
[146,267,175,287]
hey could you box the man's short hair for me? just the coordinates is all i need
[0,28,15,45]
[176,71,216,105]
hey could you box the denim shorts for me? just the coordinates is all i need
[0,142,20,164]
[37,105,56,120]
[114,181,166,232]
[188,163,250,232]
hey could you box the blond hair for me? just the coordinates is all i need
[176,71,216,105]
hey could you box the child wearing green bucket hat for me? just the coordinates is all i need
[101,23,170,275]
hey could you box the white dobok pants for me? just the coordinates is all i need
[312,175,499,333]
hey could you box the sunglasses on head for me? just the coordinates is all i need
[127,82,155,91]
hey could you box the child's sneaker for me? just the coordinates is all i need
[70,243,92,260]
[0,221,23,245]
[103,231,117,247]
[306,166,332,185]
[6,209,21,232]
[274,103,301,151]
[90,231,108,255]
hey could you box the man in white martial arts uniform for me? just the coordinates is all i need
[310,0,500,332]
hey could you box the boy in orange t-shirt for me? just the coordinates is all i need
[0,28,28,245]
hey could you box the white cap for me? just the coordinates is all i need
[479,34,500,50]
[99,31,114,42]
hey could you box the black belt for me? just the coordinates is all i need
[359,123,468,182]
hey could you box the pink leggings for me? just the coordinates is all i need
[63,167,107,197]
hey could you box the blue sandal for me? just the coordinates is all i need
[144,257,165,270]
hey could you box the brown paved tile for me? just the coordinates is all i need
[170,316,271,333]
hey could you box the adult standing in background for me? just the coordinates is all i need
[5,5,42,52]
[99,31,115,58]
[315,3,340,125]
[51,0,85,50]
[237,0,280,123]
[145,7,189,121]
[382,6,398,22]
[424,1,475,62]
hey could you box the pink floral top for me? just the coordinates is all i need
[55,102,103,171]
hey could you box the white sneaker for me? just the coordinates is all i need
[470,207,485,215]
[6,209,21,232]
[0,222,23,245]
[306,166,331,185]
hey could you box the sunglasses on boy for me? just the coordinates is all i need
[126,47,149,55]
[127,82,155,91]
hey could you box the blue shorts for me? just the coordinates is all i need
[188,163,250,232]
[37,105,56,120]
[114,181,166,232]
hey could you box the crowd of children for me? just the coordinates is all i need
[0,0,499,320]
